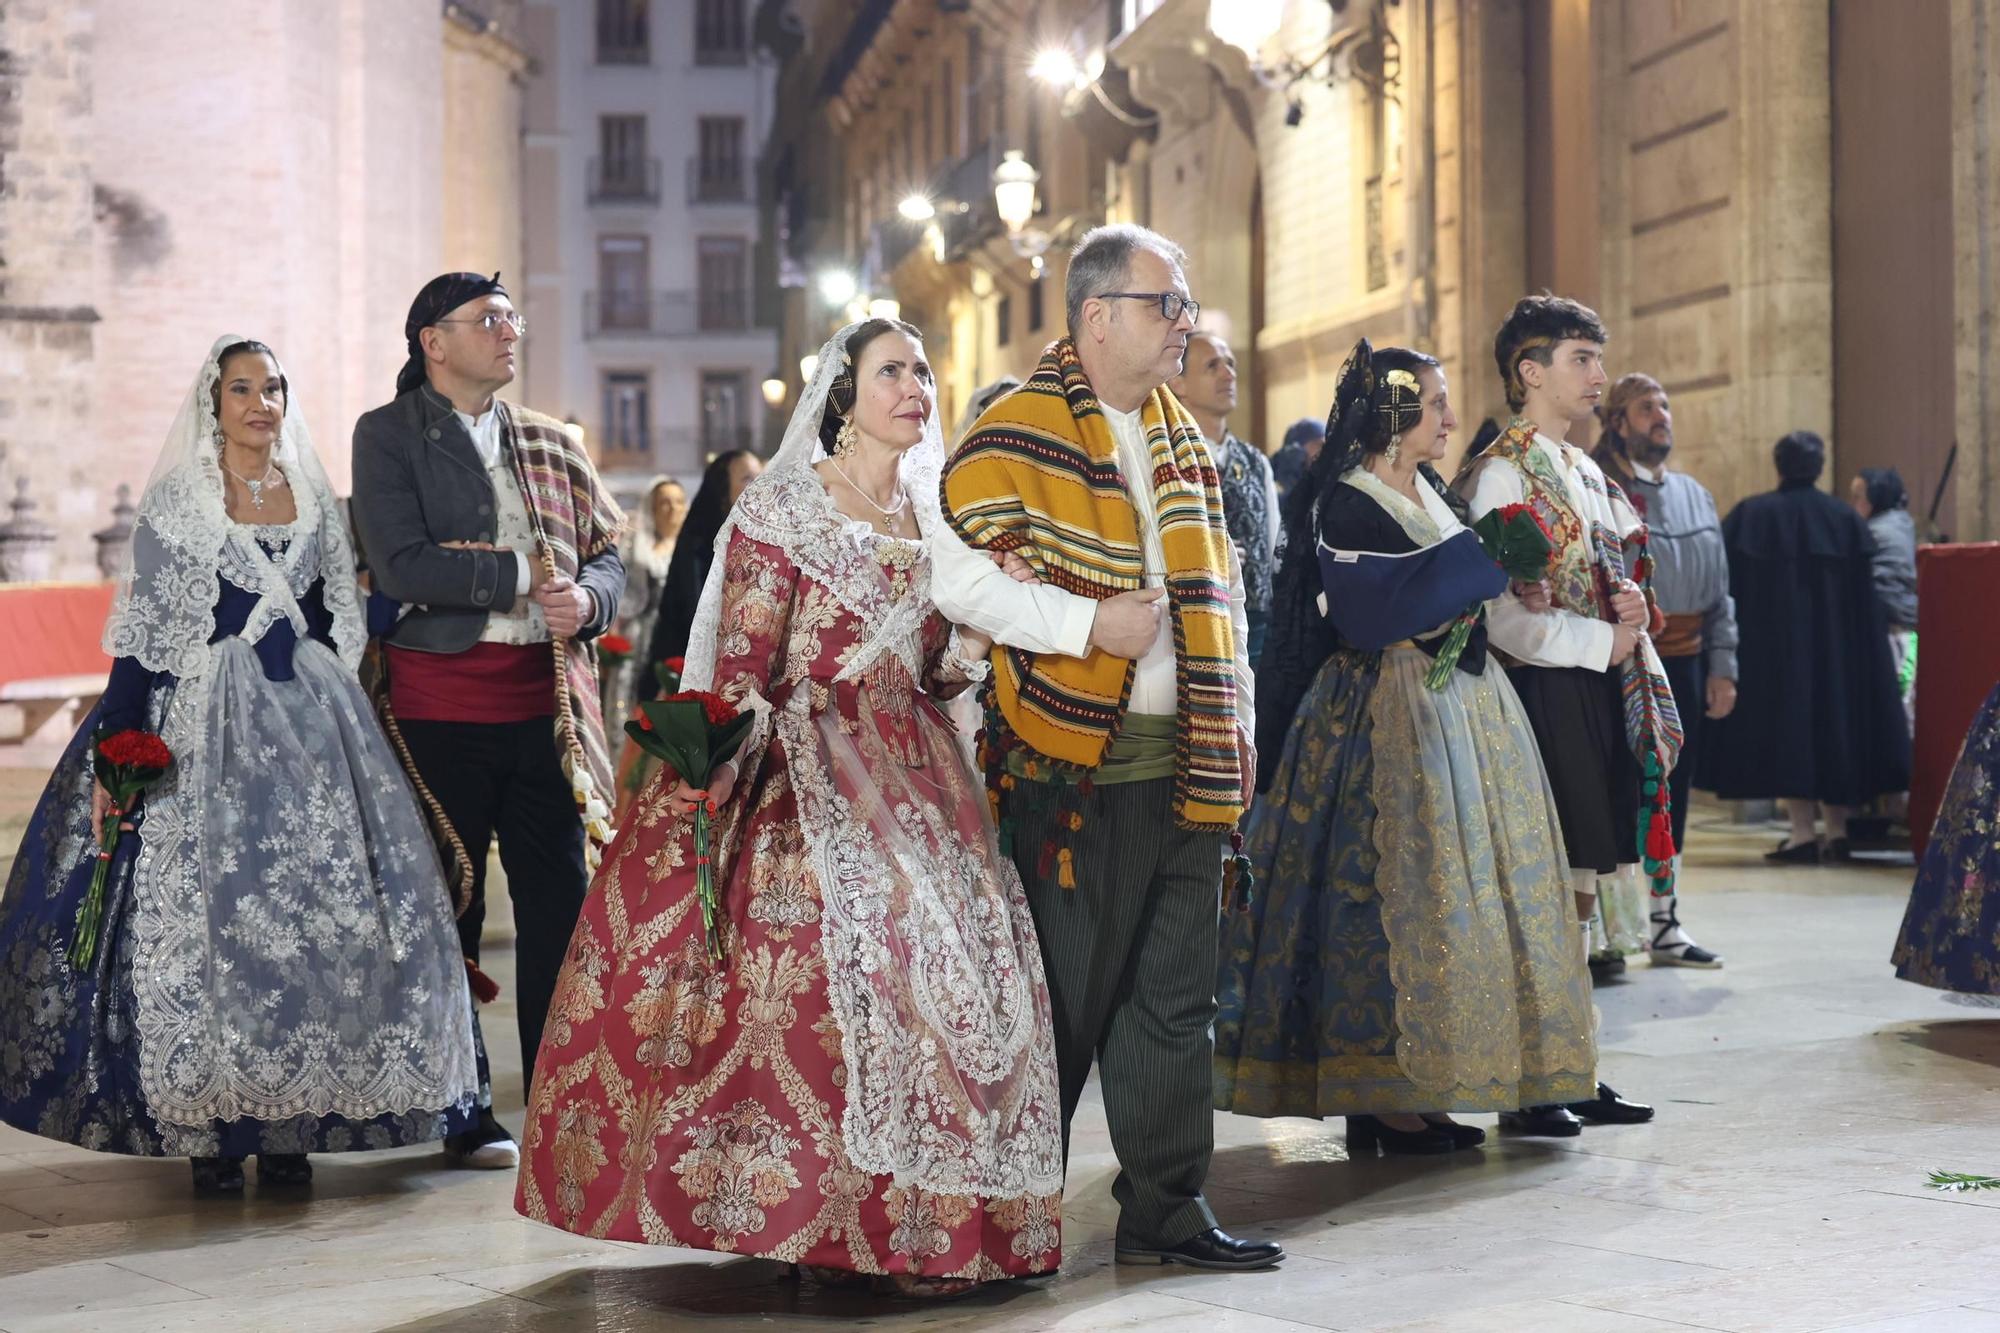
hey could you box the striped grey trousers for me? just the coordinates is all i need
[1005,775,1224,1248]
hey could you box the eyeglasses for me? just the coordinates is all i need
[1097,291,1201,325]
[436,312,526,336]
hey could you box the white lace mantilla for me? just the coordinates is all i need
[130,532,477,1128]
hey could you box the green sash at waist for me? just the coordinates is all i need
[1005,712,1177,787]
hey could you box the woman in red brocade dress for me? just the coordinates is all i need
[516,319,1064,1296]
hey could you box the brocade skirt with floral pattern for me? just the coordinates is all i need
[1895,682,2000,996]
[1215,646,1597,1117]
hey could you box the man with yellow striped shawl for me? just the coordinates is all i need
[932,224,1283,1273]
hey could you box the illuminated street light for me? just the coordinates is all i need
[760,374,787,407]
[1030,48,1082,89]
[1208,0,1285,56]
[867,298,902,320]
[817,269,858,305]
[992,150,1040,234]
[800,353,819,381]
[898,194,935,221]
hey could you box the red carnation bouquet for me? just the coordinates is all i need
[72,728,174,969]
[596,632,634,665]
[626,689,754,963]
[1424,503,1558,690]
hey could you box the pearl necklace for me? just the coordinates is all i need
[828,456,909,527]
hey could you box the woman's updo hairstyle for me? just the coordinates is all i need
[209,339,289,418]
[1320,338,1439,479]
[816,316,925,455]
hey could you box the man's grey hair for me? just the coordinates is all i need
[1065,223,1188,334]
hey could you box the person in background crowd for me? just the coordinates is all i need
[1172,329,1279,665]
[1269,417,1325,499]
[953,375,1024,445]
[1703,432,1910,862]
[1594,373,1734,969]
[645,449,761,682]
[1851,466,1919,736]
[606,475,686,726]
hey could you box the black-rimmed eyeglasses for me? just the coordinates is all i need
[1096,292,1201,325]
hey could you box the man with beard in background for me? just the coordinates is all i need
[1593,373,1735,969]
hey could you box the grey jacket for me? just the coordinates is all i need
[1867,507,1919,630]
[350,385,623,654]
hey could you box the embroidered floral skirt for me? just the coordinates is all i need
[1215,647,1597,1118]
[517,688,1064,1282]
[1895,681,2000,997]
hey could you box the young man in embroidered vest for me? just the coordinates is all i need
[1455,294,1662,1137]
[932,225,1281,1273]
[351,273,625,1169]
[1593,373,1736,968]
[1171,329,1279,667]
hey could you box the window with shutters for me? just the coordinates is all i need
[596,0,649,64]
[694,0,747,65]
[696,236,749,331]
[601,372,651,456]
[694,117,746,202]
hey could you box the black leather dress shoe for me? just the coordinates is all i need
[1567,1082,1655,1124]
[1116,1227,1285,1270]
[1497,1104,1583,1137]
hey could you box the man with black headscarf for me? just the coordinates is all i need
[351,273,625,1168]
[1594,373,1734,969]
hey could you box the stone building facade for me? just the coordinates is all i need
[0,0,531,580]
[768,0,2000,537]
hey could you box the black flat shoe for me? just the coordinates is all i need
[191,1155,246,1194]
[1116,1227,1284,1270]
[258,1153,312,1185]
[1567,1082,1655,1124]
[1497,1105,1583,1137]
[1346,1114,1455,1155]
[1420,1115,1487,1150]
[1588,952,1628,984]
[1825,837,1855,863]
[1765,838,1822,864]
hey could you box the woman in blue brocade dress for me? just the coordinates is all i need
[1215,340,1596,1153]
[0,338,478,1193]
[1894,682,2000,999]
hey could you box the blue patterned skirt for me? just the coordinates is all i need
[1215,647,1596,1117]
[0,699,481,1158]
[1894,682,2000,997]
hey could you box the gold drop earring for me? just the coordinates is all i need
[835,417,858,457]
[1385,433,1403,464]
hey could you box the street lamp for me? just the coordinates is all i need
[760,373,787,408]
[1030,48,1083,90]
[993,151,1040,233]
[800,353,819,382]
[867,298,902,320]
[898,194,935,221]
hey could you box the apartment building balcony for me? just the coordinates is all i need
[588,156,661,205]
[687,157,749,205]
[583,290,764,338]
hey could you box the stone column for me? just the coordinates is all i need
[1953,0,2000,541]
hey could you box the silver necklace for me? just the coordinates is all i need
[221,458,284,509]
[828,456,908,520]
